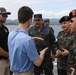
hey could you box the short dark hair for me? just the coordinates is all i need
[18,6,34,23]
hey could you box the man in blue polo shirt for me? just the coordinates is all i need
[8,6,48,75]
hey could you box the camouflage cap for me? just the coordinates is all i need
[59,16,70,23]
[0,7,11,15]
[69,9,76,19]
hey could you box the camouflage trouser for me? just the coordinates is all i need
[57,68,67,75]
[34,59,54,75]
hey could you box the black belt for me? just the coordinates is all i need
[0,58,7,60]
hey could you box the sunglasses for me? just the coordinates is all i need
[70,20,74,23]
[0,14,8,18]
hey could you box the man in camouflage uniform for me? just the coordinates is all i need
[28,14,56,75]
[43,18,54,73]
[67,9,76,75]
[55,16,75,75]
[43,18,54,32]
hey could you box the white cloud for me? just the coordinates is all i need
[34,10,70,19]
[0,0,75,20]
[8,10,70,20]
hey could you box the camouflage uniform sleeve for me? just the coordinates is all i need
[27,27,31,34]
[28,26,33,36]
[68,39,76,69]
[54,32,60,51]
[49,31,56,55]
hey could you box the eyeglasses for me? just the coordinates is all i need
[0,14,8,18]
[70,20,74,23]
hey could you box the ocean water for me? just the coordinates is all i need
[5,25,62,38]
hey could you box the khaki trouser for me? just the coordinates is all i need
[13,71,34,75]
[0,59,10,75]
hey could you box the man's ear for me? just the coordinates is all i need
[28,18,32,26]
[29,18,32,22]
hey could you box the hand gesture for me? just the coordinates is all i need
[50,54,55,62]
[70,68,75,75]
[32,37,44,41]
[61,48,69,56]
[56,50,62,56]
[40,47,48,55]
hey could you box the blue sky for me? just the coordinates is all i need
[0,0,76,20]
